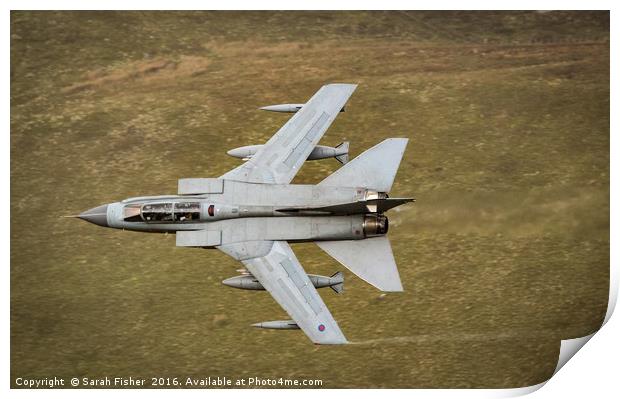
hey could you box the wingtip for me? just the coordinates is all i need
[313,338,350,345]
[386,137,410,143]
[380,285,405,293]
[324,82,358,90]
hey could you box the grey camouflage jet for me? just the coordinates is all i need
[73,83,412,344]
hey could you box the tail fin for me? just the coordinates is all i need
[319,138,408,192]
[335,141,349,164]
[316,236,403,292]
[330,271,344,293]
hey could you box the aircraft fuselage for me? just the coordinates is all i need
[79,180,390,244]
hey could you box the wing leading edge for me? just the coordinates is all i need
[220,83,357,184]
[219,240,348,344]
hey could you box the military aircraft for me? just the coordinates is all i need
[73,83,412,344]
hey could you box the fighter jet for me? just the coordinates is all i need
[73,83,412,345]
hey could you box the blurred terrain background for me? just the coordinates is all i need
[11,11,609,388]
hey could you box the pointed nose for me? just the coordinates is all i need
[79,204,109,227]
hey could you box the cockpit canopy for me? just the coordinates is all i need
[123,202,201,223]
[173,202,201,222]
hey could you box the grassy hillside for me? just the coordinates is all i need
[11,11,609,388]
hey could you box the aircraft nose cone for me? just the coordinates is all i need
[79,204,109,227]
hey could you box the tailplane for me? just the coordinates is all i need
[316,236,403,292]
[319,138,408,192]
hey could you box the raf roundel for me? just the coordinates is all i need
[318,324,326,332]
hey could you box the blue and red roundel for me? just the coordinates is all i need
[318,324,326,332]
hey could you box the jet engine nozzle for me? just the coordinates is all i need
[363,214,389,237]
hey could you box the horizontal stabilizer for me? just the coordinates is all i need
[319,138,409,192]
[316,236,403,292]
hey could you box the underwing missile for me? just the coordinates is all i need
[223,272,344,293]
[227,142,349,164]
[259,103,345,113]
[259,103,304,113]
[252,320,300,330]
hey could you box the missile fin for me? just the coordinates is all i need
[335,141,349,164]
[330,271,344,294]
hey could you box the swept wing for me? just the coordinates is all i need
[220,83,357,184]
[218,240,347,344]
